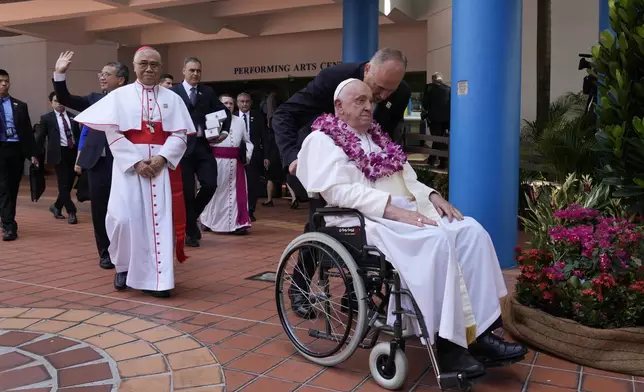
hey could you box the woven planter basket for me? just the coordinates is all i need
[501,296,644,376]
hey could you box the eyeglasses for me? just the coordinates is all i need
[97,72,114,79]
[135,61,161,70]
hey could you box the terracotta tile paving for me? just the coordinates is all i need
[0,178,640,391]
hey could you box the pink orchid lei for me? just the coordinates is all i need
[311,113,407,181]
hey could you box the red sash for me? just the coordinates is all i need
[123,121,188,263]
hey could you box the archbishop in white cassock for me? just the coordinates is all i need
[74,46,195,297]
[200,110,254,233]
[296,78,526,375]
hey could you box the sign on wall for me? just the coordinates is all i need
[233,61,342,76]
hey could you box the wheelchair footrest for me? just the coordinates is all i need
[437,371,480,390]
[478,354,526,369]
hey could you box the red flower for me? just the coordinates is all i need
[542,291,553,301]
[592,273,616,288]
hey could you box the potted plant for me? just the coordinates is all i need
[503,201,644,376]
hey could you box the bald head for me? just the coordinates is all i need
[334,79,373,133]
[362,48,407,102]
[133,46,162,86]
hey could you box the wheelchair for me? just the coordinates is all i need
[274,205,481,390]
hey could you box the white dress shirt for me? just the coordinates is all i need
[55,110,73,147]
[239,110,251,139]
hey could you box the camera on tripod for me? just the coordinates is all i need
[578,54,597,113]
[579,53,596,95]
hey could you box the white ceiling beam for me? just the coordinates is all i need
[138,24,244,45]
[223,16,267,37]
[211,0,335,18]
[143,3,225,34]
[0,0,116,25]
[97,27,143,46]
[260,4,393,36]
[85,13,161,32]
[1,19,96,44]
[380,0,417,23]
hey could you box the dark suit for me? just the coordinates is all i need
[271,61,412,292]
[0,97,35,232]
[52,78,112,259]
[170,82,231,240]
[272,61,411,168]
[36,110,80,213]
[235,110,265,213]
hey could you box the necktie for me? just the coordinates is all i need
[189,87,197,106]
[242,113,249,135]
[61,112,74,148]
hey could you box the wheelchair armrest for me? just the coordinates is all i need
[312,208,368,254]
[312,208,366,230]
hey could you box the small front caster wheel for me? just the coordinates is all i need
[369,342,408,390]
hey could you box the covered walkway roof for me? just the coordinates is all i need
[0,0,434,45]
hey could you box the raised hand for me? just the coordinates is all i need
[55,51,74,74]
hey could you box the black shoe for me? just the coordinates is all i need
[99,255,114,270]
[290,199,299,209]
[68,212,78,225]
[289,292,316,319]
[232,228,248,235]
[250,214,257,222]
[114,271,127,291]
[468,332,528,365]
[2,230,17,241]
[142,289,171,298]
[49,205,65,219]
[437,337,486,378]
[185,237,200,247]
[262,200,274,207]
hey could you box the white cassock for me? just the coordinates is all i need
[74,82,196,291]
[200,115,254,233]
[296,129,508,348]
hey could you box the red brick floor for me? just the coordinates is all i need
[0,176,641,391]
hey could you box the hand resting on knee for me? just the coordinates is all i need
[383,198,437,227]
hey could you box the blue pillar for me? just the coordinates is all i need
[342,0,379,62]
[449,0,523,269]
[598,0,615,38]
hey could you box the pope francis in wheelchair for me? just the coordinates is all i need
[274,78,527,390]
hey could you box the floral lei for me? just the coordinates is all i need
[311,113,407,181]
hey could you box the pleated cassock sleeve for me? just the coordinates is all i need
[296,131,390,219]
[159,130,187,170]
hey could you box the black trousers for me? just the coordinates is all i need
[245,164,262,213]
[0,143,24,230]
[429,122,449,152]
[54,147,77,213]
[291,198,325,292]
[88,156,112,259]
[181,138,217,238]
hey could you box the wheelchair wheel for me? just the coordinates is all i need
[275,232,368,367]
[369,342,408,390]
